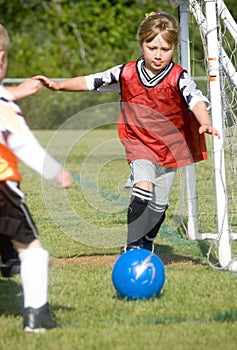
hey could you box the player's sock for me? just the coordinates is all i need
[145,204,167,240]
[19,247,49,308]
[127,186,152,244]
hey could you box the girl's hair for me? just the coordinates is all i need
[137,12,180,48]
[0,24,9,51]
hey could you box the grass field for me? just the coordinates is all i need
[0,129,237,350]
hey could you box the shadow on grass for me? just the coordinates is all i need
[53,243,207,267]
[0,278,73,318]
[158,225,213,266]
[0,278,22,316]
[154,242,206,266]
[61,251,119,259]
[52,223,214,268]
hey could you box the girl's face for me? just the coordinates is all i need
[141,33,175,77]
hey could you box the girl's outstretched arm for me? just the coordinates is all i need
[33,75,89,92]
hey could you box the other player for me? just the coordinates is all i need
[0,23,73,333]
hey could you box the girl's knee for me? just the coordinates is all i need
[134,181,153,192]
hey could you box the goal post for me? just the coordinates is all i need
[179,1,201,241]
[179,0,237,271]
[205,0,231,268]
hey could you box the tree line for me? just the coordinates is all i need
[2,0,235,78]
[0,0,235,129]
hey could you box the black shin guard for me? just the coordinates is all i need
[127,188,152,244]
[145,206,167,240]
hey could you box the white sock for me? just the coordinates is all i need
[19,247,49,309]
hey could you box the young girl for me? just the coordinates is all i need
[35,12,219,252]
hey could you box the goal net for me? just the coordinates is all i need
[178,0,237,271]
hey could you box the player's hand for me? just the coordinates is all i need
[55,169,73,188]
[20,78,43,95]
[199,124,220,138]
[33,75,60,91]
[6,78,43,100]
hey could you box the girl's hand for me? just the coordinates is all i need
[33,75,60,91]
[199,124,220,138]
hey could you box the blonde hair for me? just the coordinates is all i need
[137,12,180,48]
[0,24,9,51]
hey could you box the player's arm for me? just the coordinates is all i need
[5,115,72,188]
[34,65,123,92]
[5,79,43,100]
[13,139,72,188]
[192,101,220,138]
[179,71,220,138]
[34,75,89,92]
[14,140,72,188]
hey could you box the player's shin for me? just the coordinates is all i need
[145,205,168,240]
[20,247,49,308]
[127,187,152,246]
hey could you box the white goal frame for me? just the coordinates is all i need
[179,0,237,271]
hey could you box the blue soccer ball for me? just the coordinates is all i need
[112,248,165,300]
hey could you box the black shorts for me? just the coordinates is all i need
[0,181,39,245]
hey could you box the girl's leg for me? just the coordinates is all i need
[127,181,153,247]
[126,162,176,251]
[145,166,176,242]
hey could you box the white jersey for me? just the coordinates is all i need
[0,86,62,181]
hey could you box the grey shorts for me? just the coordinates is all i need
[127,159,176,206]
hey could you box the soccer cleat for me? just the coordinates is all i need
[123,236,154,253]
[122,244,140,253]
[142,236,155,252]
[0,258,21,277]
[23,303,57,333]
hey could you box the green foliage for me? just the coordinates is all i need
[1,0,236,130]
[0,0,178,77]
[0,0,236,78]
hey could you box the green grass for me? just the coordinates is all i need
[1,129,237,350]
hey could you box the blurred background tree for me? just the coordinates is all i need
[0,0,185,77]
[0,0,235,77]
[0,0,235,129]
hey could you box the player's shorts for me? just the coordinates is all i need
[0,181,39,244]
[127,159,176,206]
